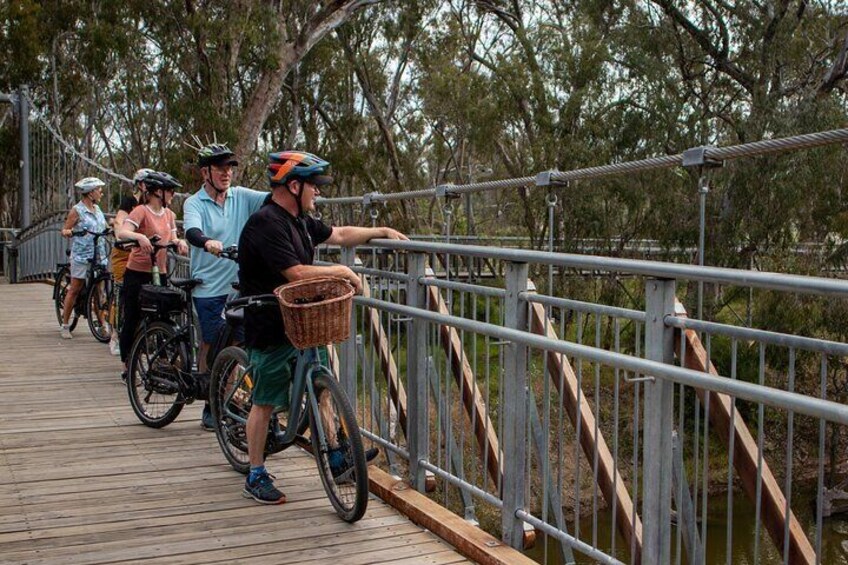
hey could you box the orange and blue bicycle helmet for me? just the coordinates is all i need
[267,151,333,187]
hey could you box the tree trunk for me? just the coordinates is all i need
[234,1,381,166]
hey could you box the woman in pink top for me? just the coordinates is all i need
[116,171,189,373]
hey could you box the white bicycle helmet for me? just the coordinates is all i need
[133,168,155,184]
[75,177,106,194]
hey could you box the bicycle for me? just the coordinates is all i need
[209,278,369,523]
[53,228,114,343]
[120,238,240,428]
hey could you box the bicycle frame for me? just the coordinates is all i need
[135,287,201,376]
[221,347,331,450]
[62,229,112,320]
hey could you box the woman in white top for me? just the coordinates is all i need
[59,177,109,339]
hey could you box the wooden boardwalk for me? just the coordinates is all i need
[0,284,471,565]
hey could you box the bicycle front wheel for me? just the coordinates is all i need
[309,371,369,523]
[127,320,187,428]
[210,346,253,474]
[54,266,79,331]
[86,274,113,343]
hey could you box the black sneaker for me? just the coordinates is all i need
[200,404,214,432]
[328,447,353,483]
[242,472,286,505]
[327,445,378,482]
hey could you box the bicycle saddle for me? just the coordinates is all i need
[225,307,244,325]
[170,277,203,290]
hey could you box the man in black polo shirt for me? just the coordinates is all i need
[238,151,407,504]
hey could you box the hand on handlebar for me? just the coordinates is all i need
[136,234,153,255]
[204,239,224,256]
[176,239,189,256]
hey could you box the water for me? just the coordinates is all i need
[526,489,848,564]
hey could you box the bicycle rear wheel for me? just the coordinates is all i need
[309,370,368,523]
[210,346,253,474]
[86,274,113,343]
[127,320,187,428]
[54,266,79,331]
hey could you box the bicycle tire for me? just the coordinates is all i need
[86,274,113,343]
[127,320,187,428]
[309,370,369,523]
[210,346,253,474]
[54,266,79,332]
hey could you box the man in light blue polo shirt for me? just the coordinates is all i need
[184,143,268,430]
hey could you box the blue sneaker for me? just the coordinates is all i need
[200,404,214,431]
[242,471,286,505]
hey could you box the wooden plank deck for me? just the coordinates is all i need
[0,284,471,565]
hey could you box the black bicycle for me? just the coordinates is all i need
[120,239,240,428]
[209,287,369,523]
[53,228,113,342]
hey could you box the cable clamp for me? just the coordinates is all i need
[682,146,723,169]
[536,170,568,187]
[435,184,460,200]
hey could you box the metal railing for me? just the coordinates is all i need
[6,211,68,282]
[7,221,848,563]
[327,238,848,565]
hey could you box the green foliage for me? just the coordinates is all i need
[0,0,845,250]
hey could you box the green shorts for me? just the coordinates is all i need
[247,344,298,408]
[247,345,330,408]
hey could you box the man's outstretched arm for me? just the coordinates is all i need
[325,226,407,247]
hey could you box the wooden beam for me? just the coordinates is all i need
[426,280,504,490]
[360,279,409,437]
[528,301,643,560]
[674,300,815,564]
[369,466,537,565]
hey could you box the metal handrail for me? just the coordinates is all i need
[371,239,848,297]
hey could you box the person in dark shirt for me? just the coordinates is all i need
[108,169,151,357]
[237,151,406,504]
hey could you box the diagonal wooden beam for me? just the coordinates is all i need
[358,279,409,438]
[674,299,815,564]
[426,275,504,490]
[528,300,643,560]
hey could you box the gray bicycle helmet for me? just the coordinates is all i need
[75,177,105,194]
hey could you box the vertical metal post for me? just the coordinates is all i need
[697,176,708,320]
[19,85,31,228]
[642,277,676,564]
[502,261,529,549]
[340,247,358,409]
[406,252,429,491]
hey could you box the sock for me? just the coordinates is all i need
[248,465,266,483]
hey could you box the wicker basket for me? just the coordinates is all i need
[274,277,355,349]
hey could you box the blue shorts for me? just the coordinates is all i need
[193,295,229,344]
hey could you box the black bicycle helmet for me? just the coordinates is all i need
[144,171,183,191]
[197,143,238,167]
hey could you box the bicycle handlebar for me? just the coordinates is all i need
[71,228,112,238]
[218,246,238,261]
[113,237,178,252]
[225,293,277,312]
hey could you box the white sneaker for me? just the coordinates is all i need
[60,326,73,339]
[109,338,120,356]
[102,322,112,339]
